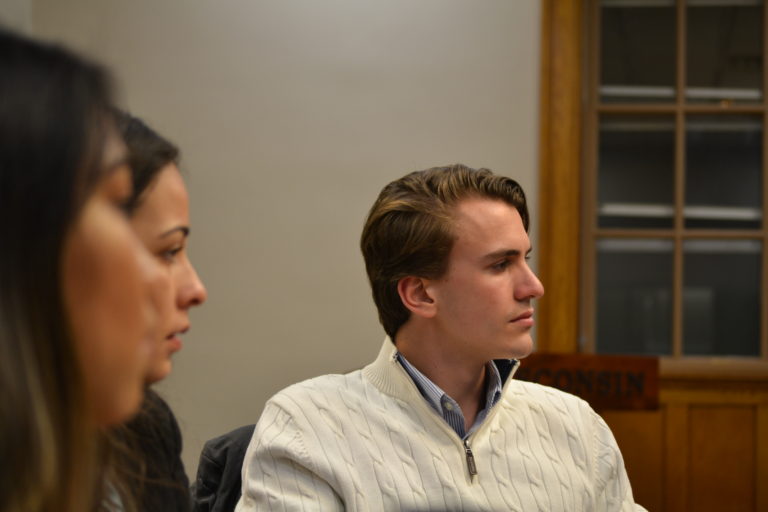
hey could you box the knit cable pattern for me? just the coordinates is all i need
[236,341,646,512]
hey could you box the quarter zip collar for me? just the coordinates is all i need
[395,351,507,439]
[362,338,523,481]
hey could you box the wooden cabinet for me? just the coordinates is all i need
[604,375,768,511]
[538,2,768,510]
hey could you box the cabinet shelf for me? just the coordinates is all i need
[599,202,761,221]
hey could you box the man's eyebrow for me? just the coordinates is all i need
[483,247,533,260]
[159,226,190,238]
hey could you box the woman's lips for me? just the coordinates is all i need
[165,333,182,353]
[165,327,188,353]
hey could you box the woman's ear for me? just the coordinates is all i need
[397,276,436,318]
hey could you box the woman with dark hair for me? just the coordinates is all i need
[0,28,163,512]
[120,111,207,385]
[103,111,207,511]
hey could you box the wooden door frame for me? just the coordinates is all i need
[537,0,583,353]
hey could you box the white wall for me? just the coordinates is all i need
[0,0,31,32]
[28,0,541,477]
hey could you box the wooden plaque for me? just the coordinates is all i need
[514,353,659,410]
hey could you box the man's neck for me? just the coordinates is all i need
[395,329,488,430]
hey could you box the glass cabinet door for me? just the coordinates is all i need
[685,115,762,229]
[683,239,761,356]
[686,0,763,104]
[598,116,675,228]
[601,1,677,103]
[597,239,674,355]
[589,0,767,359]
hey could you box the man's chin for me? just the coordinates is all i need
[506,337,534,360]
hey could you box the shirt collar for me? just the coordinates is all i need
[396,352,507,415]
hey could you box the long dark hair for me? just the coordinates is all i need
[115,110,180,213]
[0,27,116,512]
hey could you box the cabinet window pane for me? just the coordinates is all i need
[601,1,676,103]
[686,0,763,104]
[598,116,675,228]
[685,115,762,229]
[683,239,761,355]
[597,238,673,355]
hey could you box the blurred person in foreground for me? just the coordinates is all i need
[236,164,646,511]
[0,28,164,512]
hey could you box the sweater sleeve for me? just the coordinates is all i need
[591,410,648,512]
[235,401,343,512]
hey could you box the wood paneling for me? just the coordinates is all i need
[601,410,663,511]
[689,406,755,511]
[601,380,768,512]
[758,405,768,511]
[663,404,689,512]
[537,0,582,353]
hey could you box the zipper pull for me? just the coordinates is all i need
[463,439,477,479]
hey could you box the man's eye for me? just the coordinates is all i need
[492,259,510,271]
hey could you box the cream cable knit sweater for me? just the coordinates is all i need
[236,340,646,511]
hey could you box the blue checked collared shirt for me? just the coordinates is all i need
[396,352,507,439]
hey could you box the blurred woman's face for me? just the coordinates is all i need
[130,164,207,383]
[61,131,165,425]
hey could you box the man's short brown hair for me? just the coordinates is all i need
[360,164,529,340]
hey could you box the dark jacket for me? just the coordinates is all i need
[191,424,255,512]
[112,390,191,511]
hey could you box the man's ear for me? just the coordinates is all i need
[397,276,436,318]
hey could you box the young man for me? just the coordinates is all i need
[236,164,645,511]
